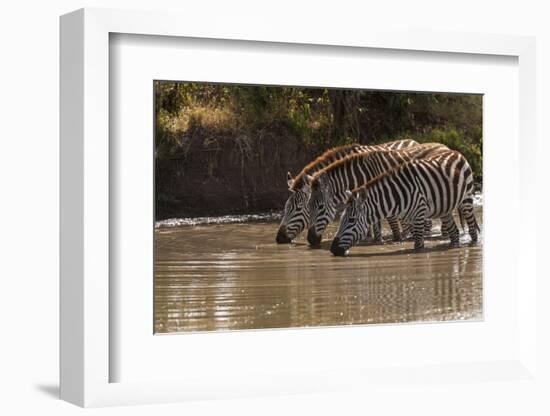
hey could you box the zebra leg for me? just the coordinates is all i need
[459,199,479,244]
[412,217,425,251]
[364,225,376,241]
[372,222,383,243]
[423,219,433,236]
[441,219,449,239]
[363,225,374,242]
[441,214,460,248]
[411,196,428,251]
[401,221,412,239]
[387,216,402,242]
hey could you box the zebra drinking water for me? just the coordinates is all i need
[305,143,451,246]
[276,139,418,243]
[330,151,479,256]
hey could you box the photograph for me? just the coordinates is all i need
[153,81,483,333]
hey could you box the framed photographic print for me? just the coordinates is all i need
[152,81,483,335]
[60,7,539,408]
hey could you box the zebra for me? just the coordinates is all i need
[330,151,479,256]
[305,143,451,246]
[276,139,419,243]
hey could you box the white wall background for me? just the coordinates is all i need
[0,0,548,414]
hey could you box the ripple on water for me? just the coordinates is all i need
[154,207,483,333]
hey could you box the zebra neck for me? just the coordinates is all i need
[364,180,399,221]
[328,163,379,199]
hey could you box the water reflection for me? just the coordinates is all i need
[155,209,482,333]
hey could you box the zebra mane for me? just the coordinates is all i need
[290,143,363,191]
[310,142,449,190]
[310,148,393,189]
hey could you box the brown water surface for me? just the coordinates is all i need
[155,210,482,333]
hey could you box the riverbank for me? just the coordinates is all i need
[155,192,483,228]
[155,83,482,219]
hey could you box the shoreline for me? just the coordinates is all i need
[155,192,483,229]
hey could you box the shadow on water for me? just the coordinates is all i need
[306,239,472,256]
[347,243,458,258]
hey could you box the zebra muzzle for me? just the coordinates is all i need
[307,227,322,247]
[276,225,292,244]
[330,238,347,256]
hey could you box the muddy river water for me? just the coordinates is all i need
[155,207,482,333]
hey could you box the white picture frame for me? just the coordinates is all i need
[60,7,538,408]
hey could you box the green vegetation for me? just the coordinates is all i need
[155,81,482,218]
[397,127,482,184]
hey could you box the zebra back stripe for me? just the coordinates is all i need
[290,139,418,191]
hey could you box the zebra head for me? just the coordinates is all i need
[276,172,312,244]
[330,190,371,256]
[306,172,339,246]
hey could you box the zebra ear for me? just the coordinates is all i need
[345,189,354,201]
[287,172,294,189]
[303,174,314,187]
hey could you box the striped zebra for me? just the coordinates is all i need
[305,143,451,246]
[330,151,479,256]
[276,139,418,243]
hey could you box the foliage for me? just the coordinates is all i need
[395,127,483,184]
[154,81,483,217]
